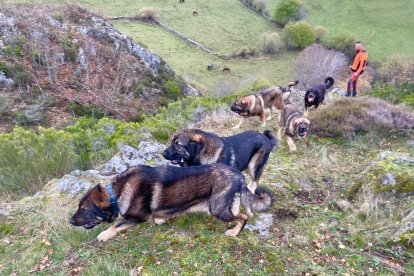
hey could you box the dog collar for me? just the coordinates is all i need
[105,183,120,216]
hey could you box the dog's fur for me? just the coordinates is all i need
[70,164,273,241]
[304,77,334,116]
[277,103,310,152]
[231,80,299,128]
[162,129,277,193]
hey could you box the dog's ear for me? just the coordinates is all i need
[175,134,190,146]
[304,118,310,125]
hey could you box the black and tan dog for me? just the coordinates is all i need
[230,80,299,128]
[304,77,334,117]
[277,103,310,152]
[70,164,273,241]
[162,129,277,193]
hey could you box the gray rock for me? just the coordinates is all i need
[44,175,93,196]
[184,84,201,97]
[0,208,10,217]
[408,140,414,148]
[0,71,14,88]
[245,213,273,237]
[102,142,168,174]
[382,172,396,186]
[379,151,392,160]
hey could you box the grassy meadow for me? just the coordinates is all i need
[265,0,414,61]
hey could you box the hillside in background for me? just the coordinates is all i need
[0,4,194,132]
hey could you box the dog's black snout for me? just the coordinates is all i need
[70,218,76,225]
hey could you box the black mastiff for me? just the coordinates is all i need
[162,129,277,193]
[70,164,273,241]
[304,77,334,116]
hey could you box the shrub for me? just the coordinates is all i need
[137,7,157,22]
[293,44,347,89]
[281,21,315,49]
[69,101,106,119]
[274,0,303,26]
[329,32,356,58]
[378,55,414,85]
[261,32,283,54]
[62,36,79,62]
[252,0,266,14]
[0,60,12,76]
[162,79,181,101]
[0,92,13,119]
[309,97,414,138]
[314,25,327,42]
[370,82,414,107]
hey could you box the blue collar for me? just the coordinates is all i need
[105,183,120,216]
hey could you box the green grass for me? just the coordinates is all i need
[266,0,414,60]
[1,135,413,275]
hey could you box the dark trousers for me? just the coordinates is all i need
[346,72,359,97]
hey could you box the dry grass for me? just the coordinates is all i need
[309,97,414,138]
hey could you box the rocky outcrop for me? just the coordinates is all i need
[40,141,168,196]
[348,151,414,199]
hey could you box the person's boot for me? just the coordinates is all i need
[352,92,356,97]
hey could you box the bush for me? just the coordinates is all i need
[281,21,316,49]
[293,44,347,89]
[329,32,356,58]
[378,55,414,85]
[137,7,157,22]
[261,32,283,54]
[62,36,79,62]
[308,97,414,138]
[314,25,327,42]
[274,0,303,25]
[370,82,414,107]
[0,92,13,119]
[162,79,181,101]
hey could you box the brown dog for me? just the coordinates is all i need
[277,103,310,152]
[230,81,298,128]
[70,164,273,241]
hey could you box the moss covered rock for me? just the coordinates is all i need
[348,151,414,198]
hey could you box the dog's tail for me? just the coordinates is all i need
[287,80,299,91]
[241,187,274,212]
[263,130,279,149]
[324,77,334,89]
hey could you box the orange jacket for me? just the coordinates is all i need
[351,48,368,75]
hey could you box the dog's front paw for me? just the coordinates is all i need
[225,229,239,237]
[154,218,167,225]
[97,229,116,242]
[232,125,240,129]
[289,148,297,153]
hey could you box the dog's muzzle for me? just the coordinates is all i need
[298,123,308,137]
[230,104,244,113]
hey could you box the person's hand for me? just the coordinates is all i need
[352,72,358,78]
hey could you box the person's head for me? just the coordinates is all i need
[355,41,364,50]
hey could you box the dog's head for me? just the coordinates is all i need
[162,131,204,166]
[230,97,249,114]
[70,185,117,229]
[294,117,310,138]
[306,89,318,103]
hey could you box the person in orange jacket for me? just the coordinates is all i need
[347,41,368,97]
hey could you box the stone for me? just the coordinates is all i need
[245,213,273,237]
[0,71,14,88]
[102,142,168,174]
[0,208,10,217]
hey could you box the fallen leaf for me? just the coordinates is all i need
[259,259,264,264]
[338,243,346,249]
[42,238,51,246]
[48,249,54,255]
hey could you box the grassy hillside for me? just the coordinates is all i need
[4,0,297,95]
[266,0,414,60]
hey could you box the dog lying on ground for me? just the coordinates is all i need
[162,129,277,193]
[278,103,310,152]
[230,81,298,128]
[304,77,334,117]
[70,163,273,241]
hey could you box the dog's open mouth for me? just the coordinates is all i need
[83,221,100,229]
[298,131,307,137]
[170,158,185,166]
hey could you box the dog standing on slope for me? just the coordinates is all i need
[162,129,277,193]
[304,77,334,117]
[70,164,273,241]
[278,103,310,153]
[231,81,299,128]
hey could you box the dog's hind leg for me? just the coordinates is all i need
[225,213,248,237]
[259,113,266,127]
[233,117,245,129]
[277,127,284,141]
[97,219,138,242]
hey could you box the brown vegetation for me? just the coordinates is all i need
[309,97,414,138]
